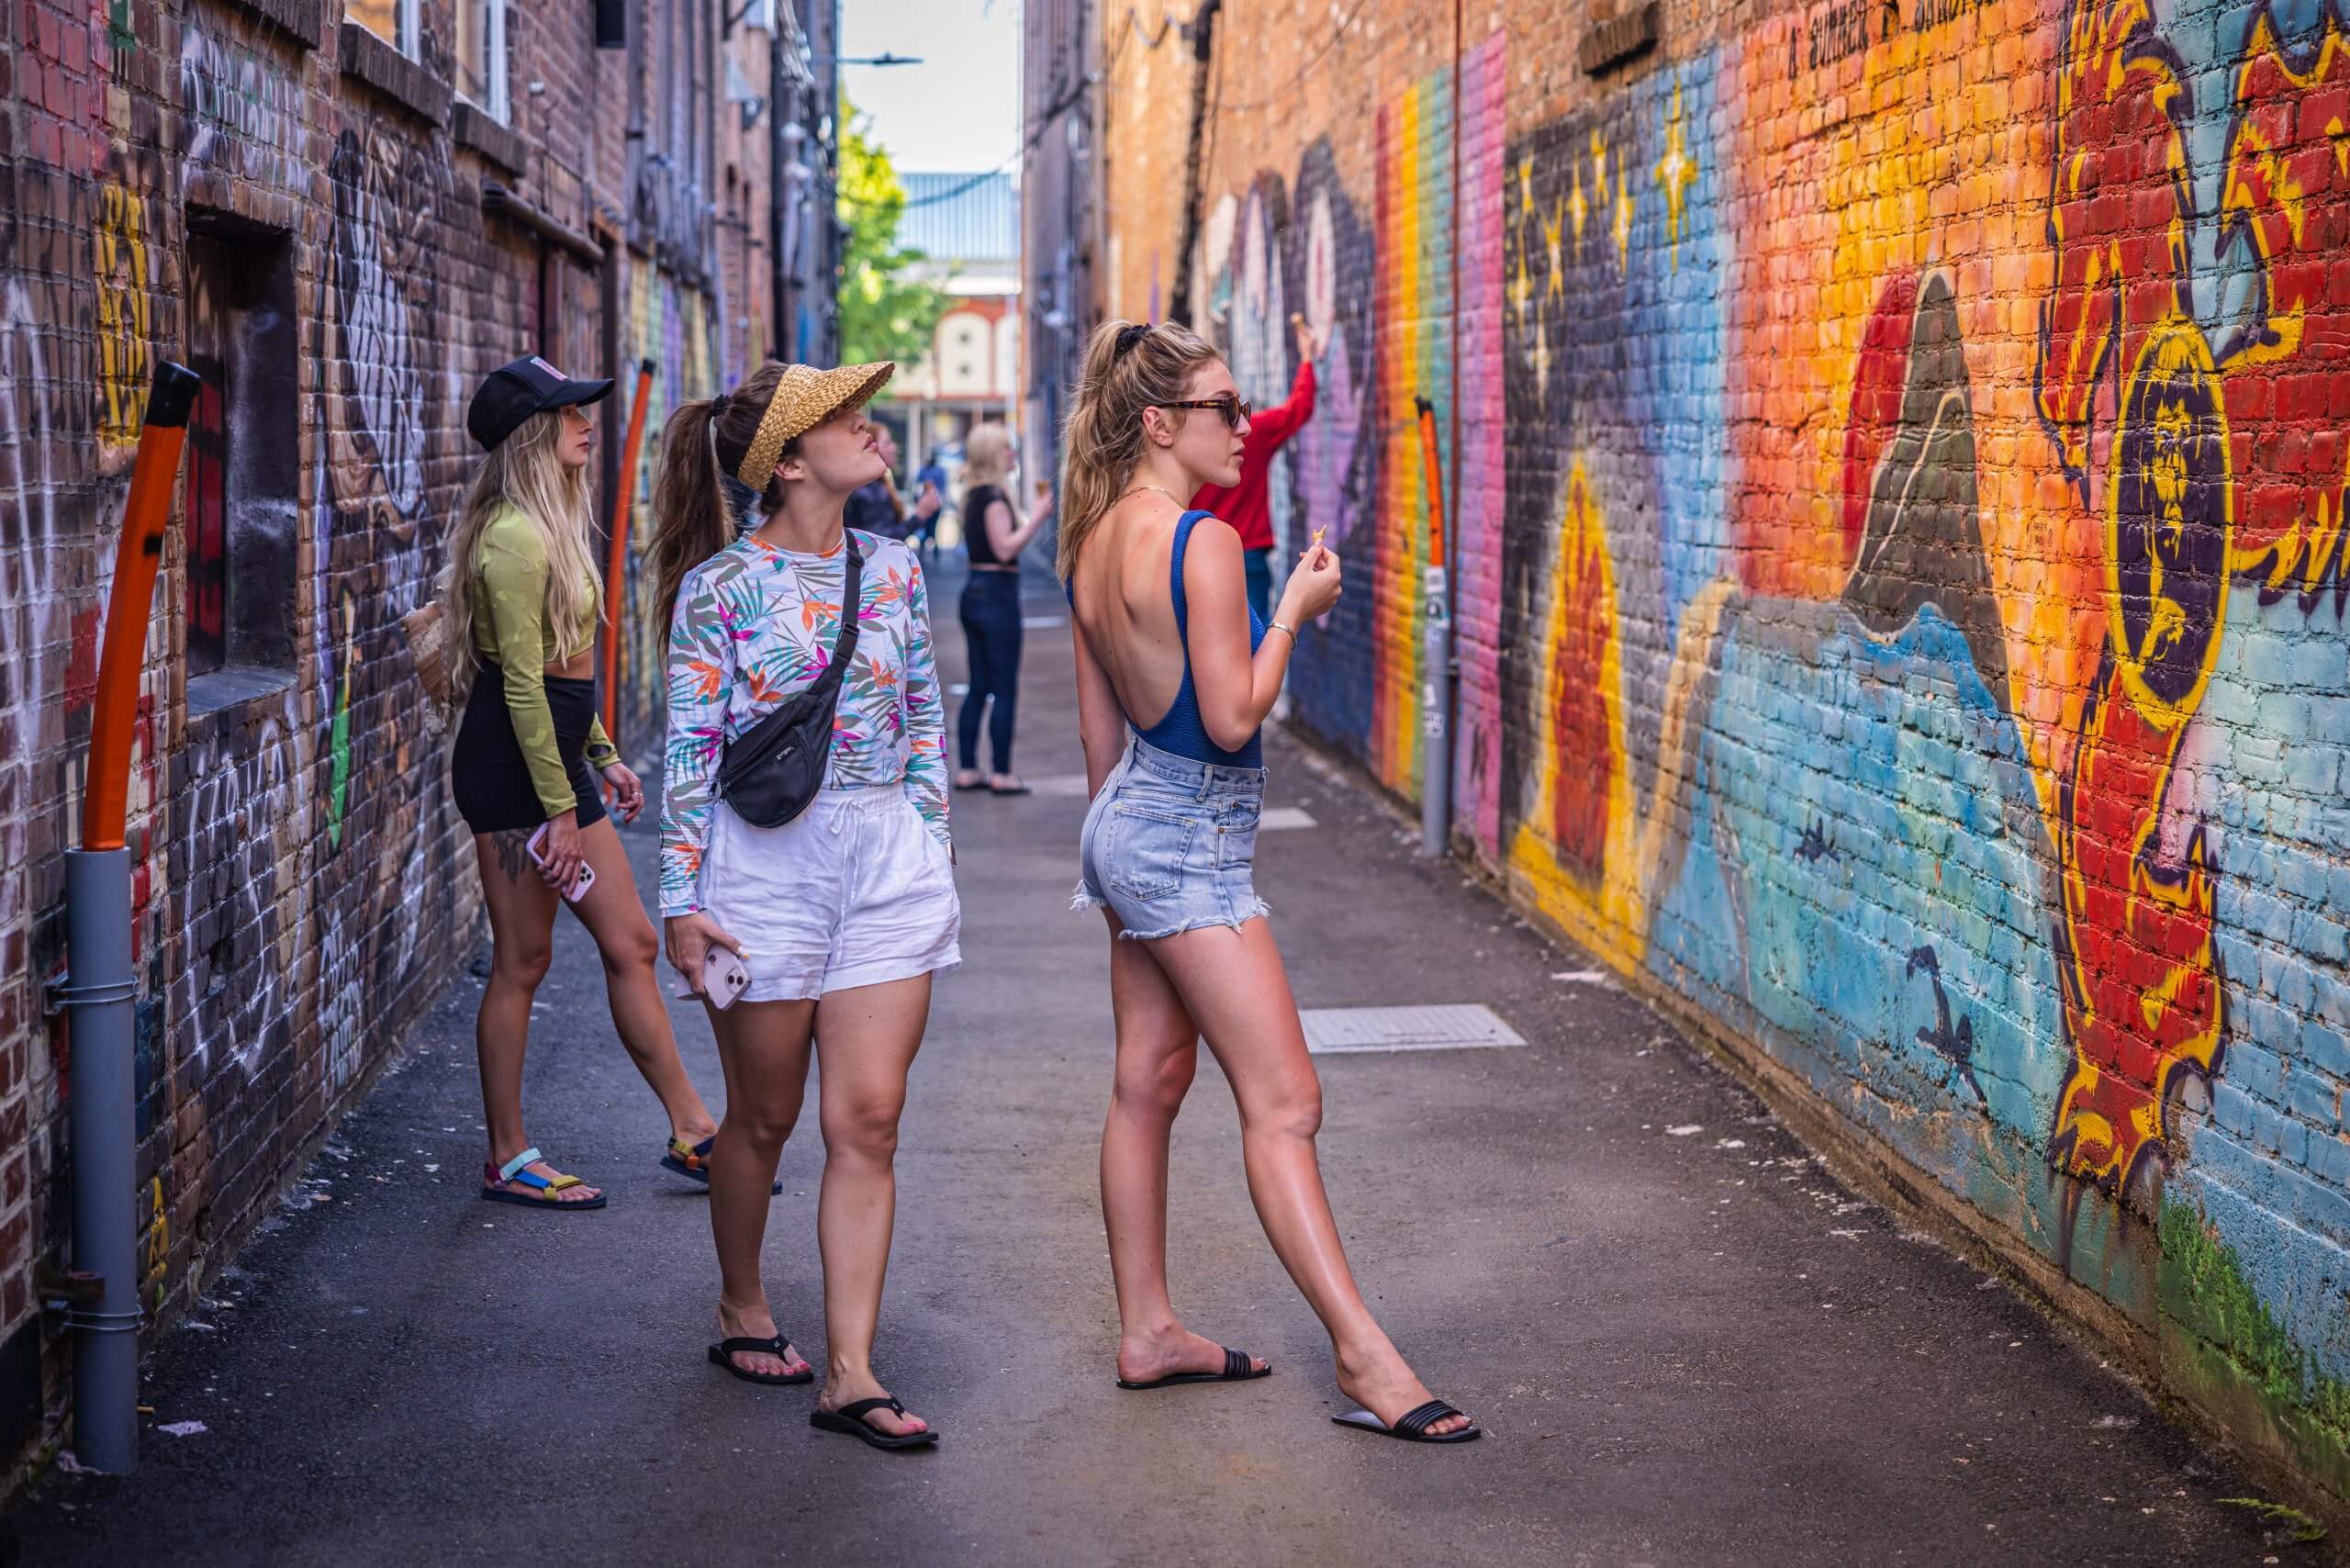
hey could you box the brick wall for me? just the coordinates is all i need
[1098,0,2350,1506]
[0,0,762,1474]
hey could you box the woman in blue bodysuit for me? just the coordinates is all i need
[1057,319,1479,1445]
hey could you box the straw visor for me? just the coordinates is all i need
[736,361,895,490]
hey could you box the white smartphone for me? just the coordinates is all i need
[525,823,597,903]
[701,946,751,1011]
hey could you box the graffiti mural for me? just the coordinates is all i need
[95,181,150,460]
[313,126,456,1087]
[1184,39,1505,829]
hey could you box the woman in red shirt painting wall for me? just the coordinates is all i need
[1191,313,1326,622]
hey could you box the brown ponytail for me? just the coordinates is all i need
[1056,319,1221,580]
[646,361,793,633]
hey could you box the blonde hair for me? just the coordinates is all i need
[437,411,603,691]
[645,361,792,633]
[959,421,1021,529]
[1056,319,1221,578]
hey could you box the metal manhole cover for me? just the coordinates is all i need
[1298,1004,1526,1054]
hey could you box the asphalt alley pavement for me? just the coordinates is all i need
[17,562,2300,1564]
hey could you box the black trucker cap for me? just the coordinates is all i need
[467,355,615,451]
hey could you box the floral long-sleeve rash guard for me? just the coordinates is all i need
[659,529,949,916]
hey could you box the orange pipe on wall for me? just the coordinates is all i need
[1414,394,1447,572]
[600,358,656,744]
[84,363,201,854]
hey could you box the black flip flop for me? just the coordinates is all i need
[810,1395,936,1450]
[952,774,989,792]
[1116,1346,1270,1390]
[707,1334,814,1385]
[1332,1398,1481,1443]
[988,777,1033,796]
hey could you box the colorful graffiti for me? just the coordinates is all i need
[1164,1,2350,1486]
[313,125,455,1088]
[614,272,720,748]
[95,181,150,458]
[1493,0,2349,1463]
[1188,40,1505,825]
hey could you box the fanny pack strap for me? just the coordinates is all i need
[722,532,862,770]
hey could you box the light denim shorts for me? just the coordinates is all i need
[1074,734,1270,940]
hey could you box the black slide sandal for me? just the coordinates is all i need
[1116,1346,1270,1390]
[1333,1398,1481,1443]
[707,1334,814,1385]
[810,1395,937,1450]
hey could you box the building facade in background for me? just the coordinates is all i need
[0,0,815,1473]
[1059,0,2350,1509]
[874,170,1020,505]
[1019,0,1102,497]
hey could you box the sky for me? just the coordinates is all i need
[835,0,1022,178]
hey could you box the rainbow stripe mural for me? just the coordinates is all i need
[1368,37,1505,797]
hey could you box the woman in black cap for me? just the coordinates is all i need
[442,355,725,1211]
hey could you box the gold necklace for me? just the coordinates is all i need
[1116,483,1182,507]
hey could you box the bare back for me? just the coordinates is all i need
[1069,495,1194,733]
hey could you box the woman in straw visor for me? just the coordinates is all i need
[649,359,957,1451]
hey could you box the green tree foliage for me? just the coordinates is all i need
[837,98,948,369]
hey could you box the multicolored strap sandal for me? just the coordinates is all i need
[661,1135,782,1194]
[480,1147,607,1210]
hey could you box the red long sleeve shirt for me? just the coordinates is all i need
[1191,362,1316,552]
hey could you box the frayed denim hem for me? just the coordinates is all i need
[1070,883,1109,913]
[1111,899,1271,942]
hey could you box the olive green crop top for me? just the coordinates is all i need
[472,505,619,818]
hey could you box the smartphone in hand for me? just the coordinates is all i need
[525,823,597,903]
[701,946,751,1011]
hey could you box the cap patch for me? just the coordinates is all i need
[528,356,566,380]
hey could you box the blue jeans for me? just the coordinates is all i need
[957,571,1024,773]
[1244,547,1273,624]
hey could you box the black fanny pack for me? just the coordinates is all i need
[716,532,863,828]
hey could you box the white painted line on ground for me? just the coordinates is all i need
[1299,1003,1526,1054]
[1032,774,1092,797]
[1022,615,1066,630]
[1259,806,1317,831]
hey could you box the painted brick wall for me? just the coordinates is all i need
[1099,0,2350,1505]
[0,0,755,1475]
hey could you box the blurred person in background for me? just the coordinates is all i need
[952,421,1050,795]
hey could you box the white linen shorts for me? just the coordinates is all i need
[698,786,960,1002]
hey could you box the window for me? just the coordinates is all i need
[348,0,418,57]
[456,0,509,120]
[183,225,298,694]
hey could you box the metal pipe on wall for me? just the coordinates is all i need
[68,361,201,1473]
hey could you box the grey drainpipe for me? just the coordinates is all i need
[65,361,201,1473]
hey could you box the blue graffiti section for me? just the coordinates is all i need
[2184,579,2350,1385]
[1650,603,2087,1272]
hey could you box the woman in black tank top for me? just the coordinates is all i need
[953,422,1050,793]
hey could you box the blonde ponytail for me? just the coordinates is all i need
[1056,319,1221,579]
